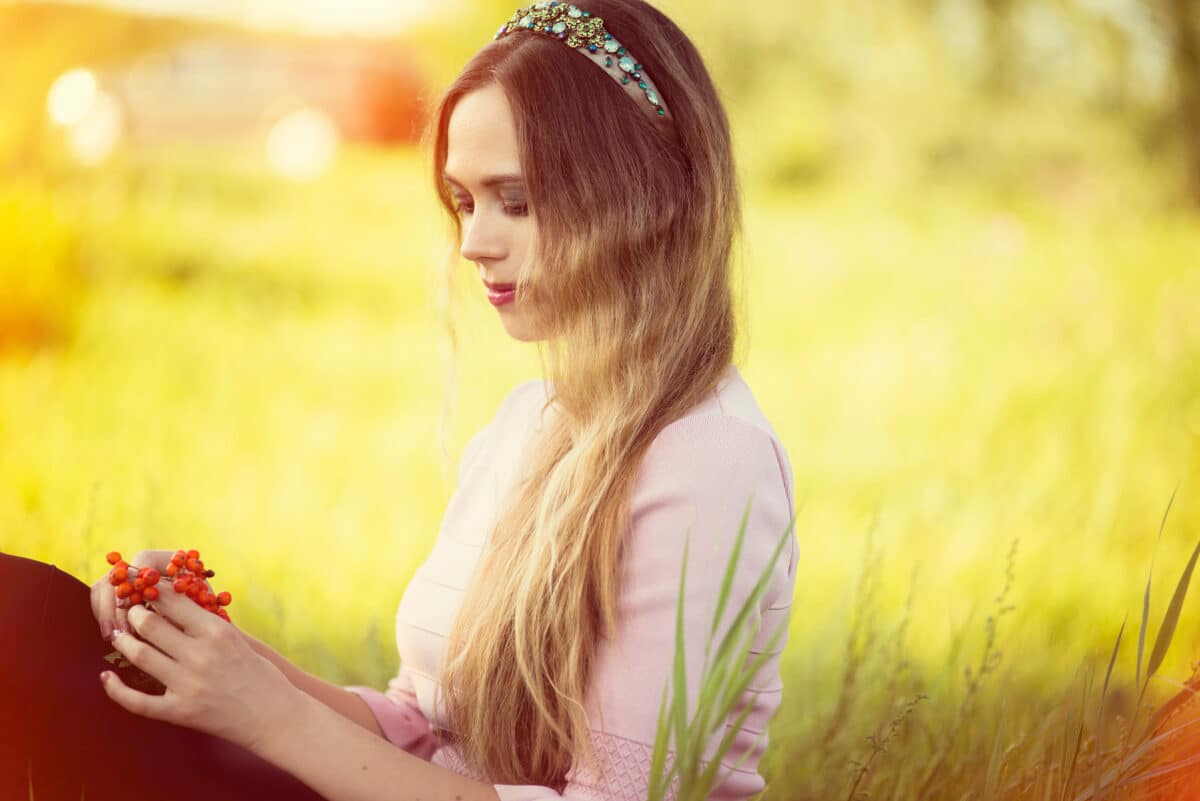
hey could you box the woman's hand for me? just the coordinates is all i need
[99,581,302,756]
[90,549,189,640]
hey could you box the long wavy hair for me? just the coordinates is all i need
[424,0,747,788]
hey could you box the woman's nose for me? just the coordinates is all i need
[460,210,506,264]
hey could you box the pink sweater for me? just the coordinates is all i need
[344,365,798,801]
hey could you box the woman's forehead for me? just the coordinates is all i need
[445,87,521,184]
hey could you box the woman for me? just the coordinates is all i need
[6,2,798,799]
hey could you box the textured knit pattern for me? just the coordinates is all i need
[343,366,798,801]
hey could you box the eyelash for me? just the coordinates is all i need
[452,200,528,218]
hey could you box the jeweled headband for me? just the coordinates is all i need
[493,2,670,120]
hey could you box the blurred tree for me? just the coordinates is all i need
[1165,0,1200,204]
[982,0,1021,94]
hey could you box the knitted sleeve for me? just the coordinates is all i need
[490,414,798,801]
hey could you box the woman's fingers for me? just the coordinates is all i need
[90,560,120,639]
[115,599,130,636]
[93,549,187,640]
[110,623,178,686]
[91,577,117,640]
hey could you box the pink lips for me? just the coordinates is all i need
[484,280,517,307]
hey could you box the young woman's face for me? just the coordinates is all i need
[444,85,539,343]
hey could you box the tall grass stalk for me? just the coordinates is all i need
[646,496,797,801]
[648,494,1200,801]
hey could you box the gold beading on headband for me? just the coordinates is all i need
[494,2,670,120]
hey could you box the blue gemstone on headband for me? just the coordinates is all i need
[545,25,552,31]
[618,55,635,72]
[657,108,666,115]
[646,89,660,105]
[567,5,582,17]
[550,1,558,5]
[604,40,620,53]
[605,57,612,67]
[583,10,590,16]
[520,14,533,26]
[552,21,566,33]
[588,44,597,52]
[604,33,612,39]
[638,81,646,89]
[621,76,630,84]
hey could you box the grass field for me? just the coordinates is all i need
[4,114,1200,796]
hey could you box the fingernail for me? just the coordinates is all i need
[102,621,113,640]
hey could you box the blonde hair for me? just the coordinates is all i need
[425,0,747,788]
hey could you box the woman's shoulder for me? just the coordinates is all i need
[635,365,794,524]
[647,366,790,470]
[627,364,799,602]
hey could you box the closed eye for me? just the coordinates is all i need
[452,200,528,217]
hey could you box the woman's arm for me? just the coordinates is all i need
[259,692,502,801]
[237,626,386,739]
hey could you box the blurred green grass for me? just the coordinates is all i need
[3,129,1197,691]
[3,2,1200,792]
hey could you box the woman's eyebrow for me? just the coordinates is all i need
[442,171,525,189]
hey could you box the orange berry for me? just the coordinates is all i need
[106,551,122,565]
[133,577,145,591]
[116,582,133,599]
[173,578,189,593]
[110,566,128,583]
[143,586,159,601]
[217,591,231,606]
[186,549,200,560]
[165,563,179,577]
[128,591,142,605]
[144,570,160,586]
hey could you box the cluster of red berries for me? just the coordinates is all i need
[106,550,233,623]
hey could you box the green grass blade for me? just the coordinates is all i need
[651,509,796,801]
[671,530,692,779]
[1061,665,1094,801]
[648,678,675,801]
[1145,673,1200,738]
[1093,614,1126,801]
[708,495,754,648]
[1137,487,1176,696]
[1145,532,1200,684]
[984,707,1006,800]
[705,522,795,689]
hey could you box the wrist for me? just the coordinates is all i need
[248,679,321,761]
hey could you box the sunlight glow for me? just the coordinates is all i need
[66,92,124,165]
[265,107,340,181]
[47,68,98,127]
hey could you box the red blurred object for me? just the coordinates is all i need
[92,35,428,148]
